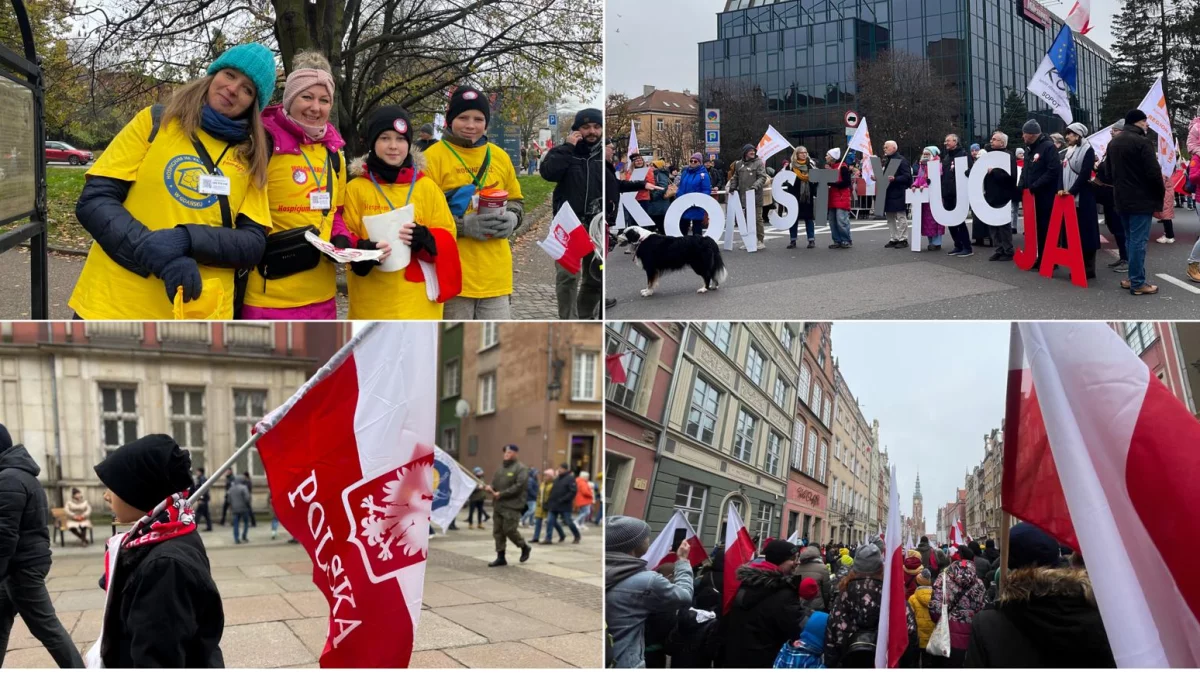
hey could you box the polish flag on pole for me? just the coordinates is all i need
[537,203,595,275]
[642,510,709,569]
[1065,0,1092,34]
[1003,322,1200,667]
[605,351,633,385]
[256,322,437,668]
[722,503,756,614]
[628,124,640,158]
[876,464,907,668]
[948,521,961,547]
[957,520,971,544]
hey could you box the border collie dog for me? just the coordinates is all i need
[616,226,728,296]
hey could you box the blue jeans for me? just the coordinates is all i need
[232,511,250,542]
[789,218,815,242]
[574,504,592,526]
[927,233,943,246]
[1124,212,1152,289]
[829,209,851,244]
[528,160,537,174]
[545,510,580,541]
[521,500,536,526]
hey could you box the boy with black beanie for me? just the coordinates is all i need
[89,434,224,667]
[423,85,525,319]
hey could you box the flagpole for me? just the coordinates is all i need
[999,510,1012,591]
[187,432,262,507]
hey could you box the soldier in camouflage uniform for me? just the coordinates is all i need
[487,444,532,567]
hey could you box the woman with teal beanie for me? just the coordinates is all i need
[69,43,278,320]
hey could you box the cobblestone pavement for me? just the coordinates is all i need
[3,515,602,668]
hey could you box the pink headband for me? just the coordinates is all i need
[282,68,335,113]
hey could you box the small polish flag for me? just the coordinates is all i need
[537,202,595,275]
[876,464,907,668]
[957,520,971,544]
[605,351,633,384]
[722,502,756,615]
[256,323,437,668]
[1065,0,1092,34]
[641,510,709,570]
[1003,322,1200,667]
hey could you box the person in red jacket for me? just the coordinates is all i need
[826,148,853,249]
[573,470,595,528]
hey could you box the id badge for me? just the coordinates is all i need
[198,174,231,196]
[310,191,331,210]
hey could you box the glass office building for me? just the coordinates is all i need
[699,0,1112,154]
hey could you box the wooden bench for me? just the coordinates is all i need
[50,508,95,547]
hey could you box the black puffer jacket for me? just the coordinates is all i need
[541,139,603,220]
[546,472,577,512]
[720,563,804,668]
[1019,134,1063,196]
[1106,124,1167,214]
[605,162,649,227]
[965,566,1114,668]
[0,444,52,580]
[940,145,969,211]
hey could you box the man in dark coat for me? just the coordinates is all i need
[541,108,603,319]
[1017,119,1063,267]
[984,130,1019,261]
[721,540,804,668]
[983,538,1001,566]
[941,133,973,256]
[487,444,532,566]
[0,424,83,667]
[92,434,223,667]
[1107,108,1166,295]
[917,536,937,573]
[541,464,580,545]
[1093,121,1128,270]
[965,523,1114,667]
[881,140,913,249]
[793,544,832,610]
[968,541,992,588]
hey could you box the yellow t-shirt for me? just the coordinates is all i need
[243,144,347,309]
[343,173,456,319]
[421,139,523,298]
[69,106,271,319]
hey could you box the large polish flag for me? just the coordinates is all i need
[722,503,756,614]
[641,509,709,570]
[256,322,437,668]
[876,464,907,668]
[1003,322,1200,667]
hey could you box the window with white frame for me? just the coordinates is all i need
[704,322,732,353]
[798,363,811,407]
[765,431,781,475]
[480,322,499,350]
[674,481,707,531]
[442,427,459,455]
[831,478,838,510]
[818,342,826,368]
[675,119,682,131]
[773,376,788,408]
[733,408,757,463]
[606,323,650,409]
[656,118,664,131]
[478,372,497,414]
[686,376,721,444]
[822,396,832,427]
[834,437,841,461]
[791,421,805,470]
[233,390,267,477]
[811,380,823,415]
[820,439,829,482]
[1124,322,1156,355]
[100,385,138,456]
[806,429,818,474]
[169,387,206,471]
[442,359,460,398]
[755,502,773,546]
[571,351,599,401]
[744,343,764,386]
[778,324,794,352]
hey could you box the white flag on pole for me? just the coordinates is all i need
[755,124,792,161]
[848,118,873,156]
[430,446,478,533]
[1137,76,1177,177]
[1028,55,1073,124]
[628,125,640,158]
[1088,124,1115,161]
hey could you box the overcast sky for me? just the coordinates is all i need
[605,0,1118,97]
[830,322,1011,524]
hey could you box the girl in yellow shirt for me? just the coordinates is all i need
[340,106,458,319]
[69,43,276,320]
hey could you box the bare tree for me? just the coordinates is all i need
[653,116,698,168]
[605,91,633,150]
[702,79,769,166]
[856,50,958,159]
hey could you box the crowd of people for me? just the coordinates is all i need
[605,513,1116,669]
[612,109,1200,295]
[67,42,595,321]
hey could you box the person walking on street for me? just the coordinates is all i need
[531,468,554,542]
[520,466,538,528]
[0,424,84,667]
[881,140,914,249]
[728,144,769,249]
[1018,119,1063,269]
[824,543,885,667]
[941,133,973,256]
[984,131,1018,261]
[220,469,234,526]
[228,475,252,544]
[1062,123,1101,279]
[573,470,595,528]
[783,146,818,248]
[644,159,672,233]
[241,471,257,528]
[1107,109,1165,295]
[540,109,603,319]
[486,444,532,566]
[1154,169,1178,243]
[541,464,580,544]
[466,467,490,528]
[193,467,212,531]
[903,568,936,667]
[826,148,854,249]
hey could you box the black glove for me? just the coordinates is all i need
[160,256,202,303]
[350,238,383,277]
[134,227,192,276]
[410,225,437,257]
[330,234,352,249]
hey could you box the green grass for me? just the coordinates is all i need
[517,174,554,212]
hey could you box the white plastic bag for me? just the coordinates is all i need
[925,570,952,657]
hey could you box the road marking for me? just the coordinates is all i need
[1156,273,1200,294]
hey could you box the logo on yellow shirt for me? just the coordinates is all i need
[164,154,219,209]
[293,169,308,184]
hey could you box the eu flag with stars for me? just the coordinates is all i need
[1049,24,1078,92]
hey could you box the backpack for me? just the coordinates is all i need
[841,631,877,667]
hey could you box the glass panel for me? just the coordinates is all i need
[192,422,205,447]
[190,391,203,414]
[123,420,138,442]
[173,421,187,441]
[102,388,116,413]
[235,423,249,446]
[171,390,185,414]
[251,393,265,417]
[234,391,247,416]
[121,389,136,412]
[104,420,119,446]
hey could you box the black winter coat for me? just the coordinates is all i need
[605,162,648,227]
[882,153,913,212]
[1067,146,1102,251]
[1107,125,1167,214]
[0,445,52,580]
[964,566,1114,668]
[720,564,804,668]
[782,162,818,220]
[940,145,969,212]
[546,472,577,512]
[982,150,1019,208]
[540,140,603,220]
[100,530,224,667]
[1020,135,1063,196]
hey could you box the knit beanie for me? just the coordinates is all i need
[827,147,842,162]
[1067,122,1089,138]
[606,515,651,553]
[1022,119,1042,135]
[852,544,883,574]
[798,577,819,601]
[839,547,849,557]
[0,423,10,451]
[420,123,435,136]
[1007,522,1062,569]
[840,554,853,567]
[904,551,923,576]
[94,435,194,512]
[207,43,278,112]
[447,86,491,128]
[799,611,829,649]
[763,539,797,565]
[916,569,933,586]
[1124,109,1148,126]
[281,68,335,115]
[361,106,413,148]
[572,108,602,131]
[690,152,703,162]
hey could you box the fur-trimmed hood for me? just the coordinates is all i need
[735,562,797,591]
[997,566,1096,606]
[348,148,427,178]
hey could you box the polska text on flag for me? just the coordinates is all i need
[537,203,595,275]
[642,509,709,570]
[1003,322,1200,667]
[1027,25,1077,124]
[256,322,437,668]
[431,446,478,534]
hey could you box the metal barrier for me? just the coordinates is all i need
[0,0,48,318]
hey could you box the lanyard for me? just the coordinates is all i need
[210,144,233,175]
[442,141,490,188]
[368,172,417,211]
[299,146,330,193]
